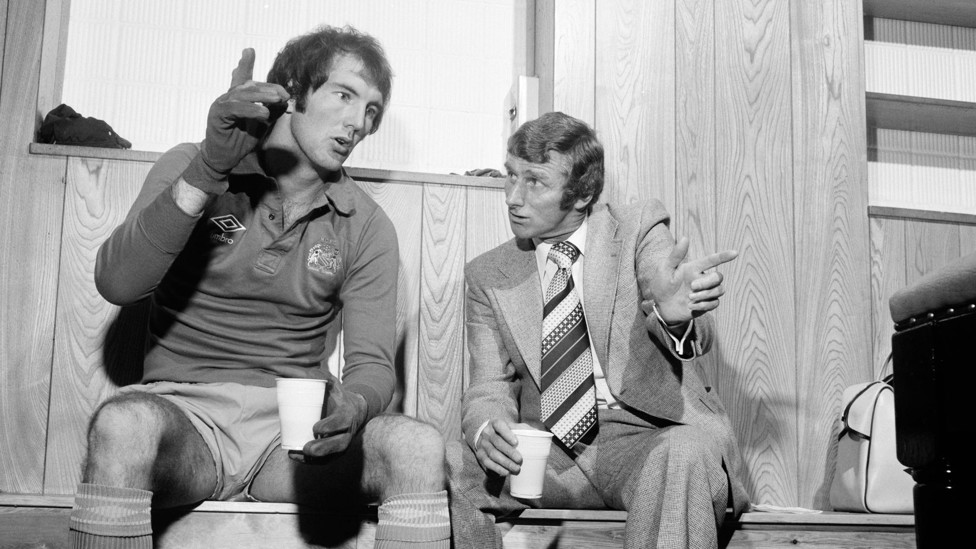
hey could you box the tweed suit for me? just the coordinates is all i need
[448,200,749,548]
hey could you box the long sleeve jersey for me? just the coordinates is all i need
[95,143,398,420]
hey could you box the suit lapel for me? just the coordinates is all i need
[493,243,545,387]
[583,209,621,369]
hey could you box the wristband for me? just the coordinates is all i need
[180,153,230,196]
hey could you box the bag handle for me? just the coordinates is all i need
[880,352,893,384]
[835,353,895,441]
[837,382,882,441]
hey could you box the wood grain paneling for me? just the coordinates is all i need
[534,0,555,116]
[551,0,595,125]
[418,184,466,439]
[36,0,70,122]
[355,179,424,416]
[0,155,65,494]
[906,219,961,284]
[869,217,906,375]
[464,186,511,389]
[714,0,797,507]
[790,0,870,509]
[44,158,149,494]
[0,0,65,495]
[0,0,8,94]
[595,0,675,210]
[674,0,719,383]
[464,187,511,262]
[960,224,976,256]
[0,0,44,149]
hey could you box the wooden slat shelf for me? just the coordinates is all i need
[27,143,505,189]
[866,92,976,137]
[864,0,976,28]
[869,205,976,224]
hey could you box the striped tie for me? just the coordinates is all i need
[540,241,597,449]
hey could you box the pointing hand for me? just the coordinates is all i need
[641,237,737,326]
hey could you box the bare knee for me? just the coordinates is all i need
[363,415,446,498]
[83,393,171,484]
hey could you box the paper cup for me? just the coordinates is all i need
[509,429,553,499]
[276,378,328,450]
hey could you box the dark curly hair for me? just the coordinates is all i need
[506,111,604,213]
[267,25,393,133]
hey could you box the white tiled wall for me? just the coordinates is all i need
[61,0,517,175]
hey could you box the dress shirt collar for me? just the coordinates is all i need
[533,217,588,277]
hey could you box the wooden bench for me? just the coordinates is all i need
[0,494,916,549]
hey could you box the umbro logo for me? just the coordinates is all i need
[209,214,246,245]
[210,214,247,232]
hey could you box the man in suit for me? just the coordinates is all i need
[448,111,749,548]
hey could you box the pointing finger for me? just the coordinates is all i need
[230,48,255,90]
[689,249,738,273]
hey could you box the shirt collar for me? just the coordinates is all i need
[320,168,356,216]
[230,152,355,216]
[534,217,588,274]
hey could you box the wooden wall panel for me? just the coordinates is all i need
[36,0,70,122]
[534,0,555,116]
[464,186,510,262]
[906,220,961,285]
[355,180,424,416]
[418,184,467,440]
[1,0,45,148]
[464,187,511,390]
[869,217,906,375]
[595,0,675,210]
[714,0,797,507]
[536,0,596,124]
[0,155,65,494]
[0,0,64,494]
[961,224,976,257]
[552,0,595,125]
[44,158,149,494]
[0,0,8,94]
[674,0,718,382]
[790,0,870,509]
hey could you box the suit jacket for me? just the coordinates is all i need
[462,199,748,512]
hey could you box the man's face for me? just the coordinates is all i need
[289,54,384,173]
[504,152,588,242]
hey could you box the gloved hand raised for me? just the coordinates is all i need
[181,48,290,194]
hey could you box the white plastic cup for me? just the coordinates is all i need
[276,378,328,450]
[509,429,554,499]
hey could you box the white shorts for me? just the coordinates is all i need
[120,381,281,500]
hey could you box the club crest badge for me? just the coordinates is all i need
[307,239,342,275]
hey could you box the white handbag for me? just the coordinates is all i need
[828,368,915,514]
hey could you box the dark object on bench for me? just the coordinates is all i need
[890,252,976,549]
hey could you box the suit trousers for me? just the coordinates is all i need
[447,408,731,549]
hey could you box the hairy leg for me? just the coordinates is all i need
[250,414,450,547]
[360,414,446,499]
[83,391,217,508]
[250,414,445,504]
